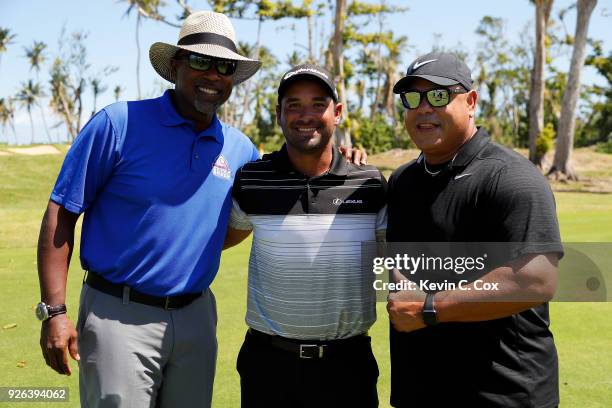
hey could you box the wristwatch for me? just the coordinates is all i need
[422,293,438,326]
[35,302,67,321]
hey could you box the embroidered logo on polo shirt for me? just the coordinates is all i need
[333,198,364,205]
[212,155,231,180]
[454,173,472,180]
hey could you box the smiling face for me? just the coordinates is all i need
[403,78,478,163]
[170,51,234,126]
[276,79,342,154]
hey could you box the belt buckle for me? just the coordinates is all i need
[299,344,326,359]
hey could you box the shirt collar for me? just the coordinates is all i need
[450,127,491,169]
[274,144,349,177]
[158,90,224,142]
[416,127,490,174]
[328,144,349,176]
[159,90,189,127]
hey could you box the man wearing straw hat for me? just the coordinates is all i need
[36,11,260,407]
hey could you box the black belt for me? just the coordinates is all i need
[247,329,369,359]
[84,271,202,310]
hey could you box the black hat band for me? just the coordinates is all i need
[178,32,238,53]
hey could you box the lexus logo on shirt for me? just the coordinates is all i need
[333,198,364,205]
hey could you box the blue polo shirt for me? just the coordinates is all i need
[51,90,259,296]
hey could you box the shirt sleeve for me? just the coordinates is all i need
[250,142,261,162]
[375,171,388,238]
[230,169,253,231]
[486,163,564,259]
[50,109,119,214]
[375,205,387,236]
[229,198,253,231]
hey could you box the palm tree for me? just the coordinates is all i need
[332,0,351,147]
[250,45,278,131]
[0,97,17,145]
[121,1,175,100]
[16,80,43,144]
[549,0,598,180]
[0,27,17,71]
[237,45,277,129]
[122,1,146,99]
[235,41,256,127]
[287,50,304,67]
[49,56,77,141]
[528,0,554,166]
[24,41,47,80]
[354,80,366,113]
[381,33,407,123]
[90,78,108,117]
[114,85,124,102]
[24,40,52,142]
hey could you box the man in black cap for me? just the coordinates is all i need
[227,64,387,407]
[385,51,564,407]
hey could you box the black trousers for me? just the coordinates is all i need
[237,330,379,408]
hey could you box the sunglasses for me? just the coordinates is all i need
[400,87,467,109]
[180,53,238,76]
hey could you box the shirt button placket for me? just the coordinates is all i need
[308,181,318,212]
[191,139,200,171]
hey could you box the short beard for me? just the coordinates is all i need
[285,130,334,155]
[194,99,217,115]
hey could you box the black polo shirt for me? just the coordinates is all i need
[387,128,563,407]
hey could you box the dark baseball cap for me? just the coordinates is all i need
[393,51,473,93]
[278,63,339,102]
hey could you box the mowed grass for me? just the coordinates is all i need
[0,151,611,407]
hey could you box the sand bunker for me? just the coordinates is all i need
[6,145,61,155]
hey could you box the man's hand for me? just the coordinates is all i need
[40,314,80,375]
[387,289,427,333]
[37,200,80,374]
[338,145,368,165]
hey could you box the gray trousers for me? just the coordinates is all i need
[77,283,218,408]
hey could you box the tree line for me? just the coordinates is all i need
[0,0,610,180]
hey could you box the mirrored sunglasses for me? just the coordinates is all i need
[400,87,467,109]
[184,53,238,76]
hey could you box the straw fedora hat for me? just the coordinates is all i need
[149,11,261,85]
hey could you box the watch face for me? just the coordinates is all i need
[35,303,49,321]
[423,309,438,326]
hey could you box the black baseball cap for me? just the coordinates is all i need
[393,51,473,93]
[278,64,339,102]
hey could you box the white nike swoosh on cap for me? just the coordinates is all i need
[454,173,472,180]
[413,59,438,69]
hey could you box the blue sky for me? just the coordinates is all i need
[1,0,610,144]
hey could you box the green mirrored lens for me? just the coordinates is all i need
[188,55,212,71]
[216,61,236,75]
[426,89,450,107]
[405,92,421,109]
[216,62,229,74]
[187,54,236,75]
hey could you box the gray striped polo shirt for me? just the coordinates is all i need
[230,145,387,340]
